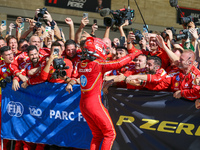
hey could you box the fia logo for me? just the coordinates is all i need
[29,106,42,117]
[80,75,87,87]
[6,101,24,117]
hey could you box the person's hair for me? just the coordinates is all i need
[27,45,38,54]
[6,35,17,45]
[18,38,28,46]
[147,56,162,67]
[0,46,11,55]
[51,41,62,50]
[136,54,147,61]
[29,35,39,43]
[116,46,128,54]
[151,31,161,35]
[0,36,5,41]
[55,39,64,43]
[65,39,76,48]
[80,40,86,49]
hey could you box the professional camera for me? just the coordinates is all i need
[100,8,134,27]
[161,27,176,39]
[38,7,47,19]
[133,30,143,44]
[51,58,69,79]
[175,29,191,41]
[35,21,42,28]
[0,76,12,88]
[175,28,200,41]
[179,15,199,25]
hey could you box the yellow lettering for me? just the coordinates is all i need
[195,126,200,136]
[140,119,159,131]
[176,123,194,135]
[116,116,135,125]
[157,121,178,133]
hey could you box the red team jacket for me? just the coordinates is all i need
[9,48,50,76]
[78,50,142,97]
[40,58,73,83]
[144,66,200,100]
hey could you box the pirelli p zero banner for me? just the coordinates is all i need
[105,88,200,150]
[45,0,111,13]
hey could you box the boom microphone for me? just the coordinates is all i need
[99,8,111,17]
[169,0,178,7]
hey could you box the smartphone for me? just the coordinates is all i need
[60,28,63,38]
[45,26,51,32]
[53,48,59,56]
[83,13,88,19]
[143,25,148,33]
[120,36,126,47]
[93,19,97,24]
[1,20,6,26]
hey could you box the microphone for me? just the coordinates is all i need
[169,0,178,7]
[99,8,111,17]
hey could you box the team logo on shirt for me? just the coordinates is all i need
[2,67,7,72]
[3,73,8,78]
[185,83,188,87]
[81,62,88,68]
[176,75,180,81]
[80,75,87,87]
[50,69,54,74]
[175,82,179,87]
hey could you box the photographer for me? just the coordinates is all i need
[40,41,73,83]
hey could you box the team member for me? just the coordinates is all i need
[40,41,73,83]
[0,46,20,150]
[6,35,21,57]
[64,39,81,78]
[65,37,141,150]
[21,45,46,89]
[103,54,147,93]
[127,33,170,69]
[127,50,200,100]
[126,56,167,91]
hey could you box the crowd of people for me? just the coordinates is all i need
[0,7,200,150]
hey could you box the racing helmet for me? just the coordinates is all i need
[81,37,107,60]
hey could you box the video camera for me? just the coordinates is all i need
[51,58,69,79]
[0,76,12,88]
[100,8,134,27]
[179,15,199,26]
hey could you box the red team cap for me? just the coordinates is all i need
[84,37,107,60]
